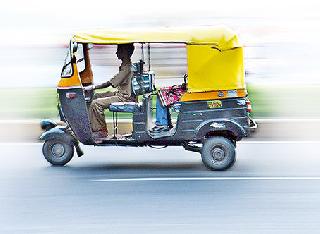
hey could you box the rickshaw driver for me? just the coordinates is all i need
[84,43,135,141]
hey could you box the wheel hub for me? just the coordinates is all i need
[212,147,225,161]
[51,143,65,158]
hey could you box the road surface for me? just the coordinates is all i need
[1,142,320,233]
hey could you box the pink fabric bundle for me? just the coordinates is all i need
[158,85,186,106]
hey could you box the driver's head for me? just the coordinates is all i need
[116,43,134,60]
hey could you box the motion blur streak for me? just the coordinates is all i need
[1,1,320,119]
[92,177,320,182]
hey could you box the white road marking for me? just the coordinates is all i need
[239,141,320,144]
[91,177,320,182]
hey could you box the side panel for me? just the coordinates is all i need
[174,98,250,141]
[58,88,94,144]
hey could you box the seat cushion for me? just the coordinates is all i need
[109,102,142,113]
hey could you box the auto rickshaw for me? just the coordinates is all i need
[40,26,257,170]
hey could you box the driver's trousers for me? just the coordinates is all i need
[89,91,126,132]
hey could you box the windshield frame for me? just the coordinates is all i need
[75,43,85,73]
[61,41,74,78]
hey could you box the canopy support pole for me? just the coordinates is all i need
[141,43,144,63]
[147,43,151,71]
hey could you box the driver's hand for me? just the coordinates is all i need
[83,85,95,91]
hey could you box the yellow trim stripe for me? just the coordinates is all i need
[180,89,247,102]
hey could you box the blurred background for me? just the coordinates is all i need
[3,2,320,233]
[1,0,320,119]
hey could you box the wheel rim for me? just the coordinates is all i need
[51,143,65,158]
[210,146,225,162]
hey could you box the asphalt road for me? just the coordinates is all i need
[1,142,320,234]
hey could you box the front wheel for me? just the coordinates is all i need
[42,139,74,166]
[201,137,236,171]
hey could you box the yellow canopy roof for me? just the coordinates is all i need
[73,26,241,50]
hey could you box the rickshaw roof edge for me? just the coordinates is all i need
[72,26,242,50]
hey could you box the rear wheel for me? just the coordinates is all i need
[201,137,236,171]
[42,139,74,166]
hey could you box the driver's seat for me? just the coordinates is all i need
[108,102,142,138]
[109,102,142,113]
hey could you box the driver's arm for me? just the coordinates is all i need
[84,64,131,91]
[95,64,130,89]
[83,81,111,91]
[94,81,112,89]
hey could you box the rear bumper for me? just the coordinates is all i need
[249,117,258,133]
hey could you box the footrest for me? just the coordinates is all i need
[109,102,142,113]
[148,127,176,139]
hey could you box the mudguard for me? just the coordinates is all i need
[195,119,247,140]
[39,126,75,145]
[40,119,57,131]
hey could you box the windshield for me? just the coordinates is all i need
[61,48,72,77]
[76,43,85,73]
[61,43,85,77]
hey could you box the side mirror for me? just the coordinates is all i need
[71,55,76,63]
[72,42,78,53]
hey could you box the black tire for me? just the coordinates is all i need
[201,137,236,171]
[42,139,74,166]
